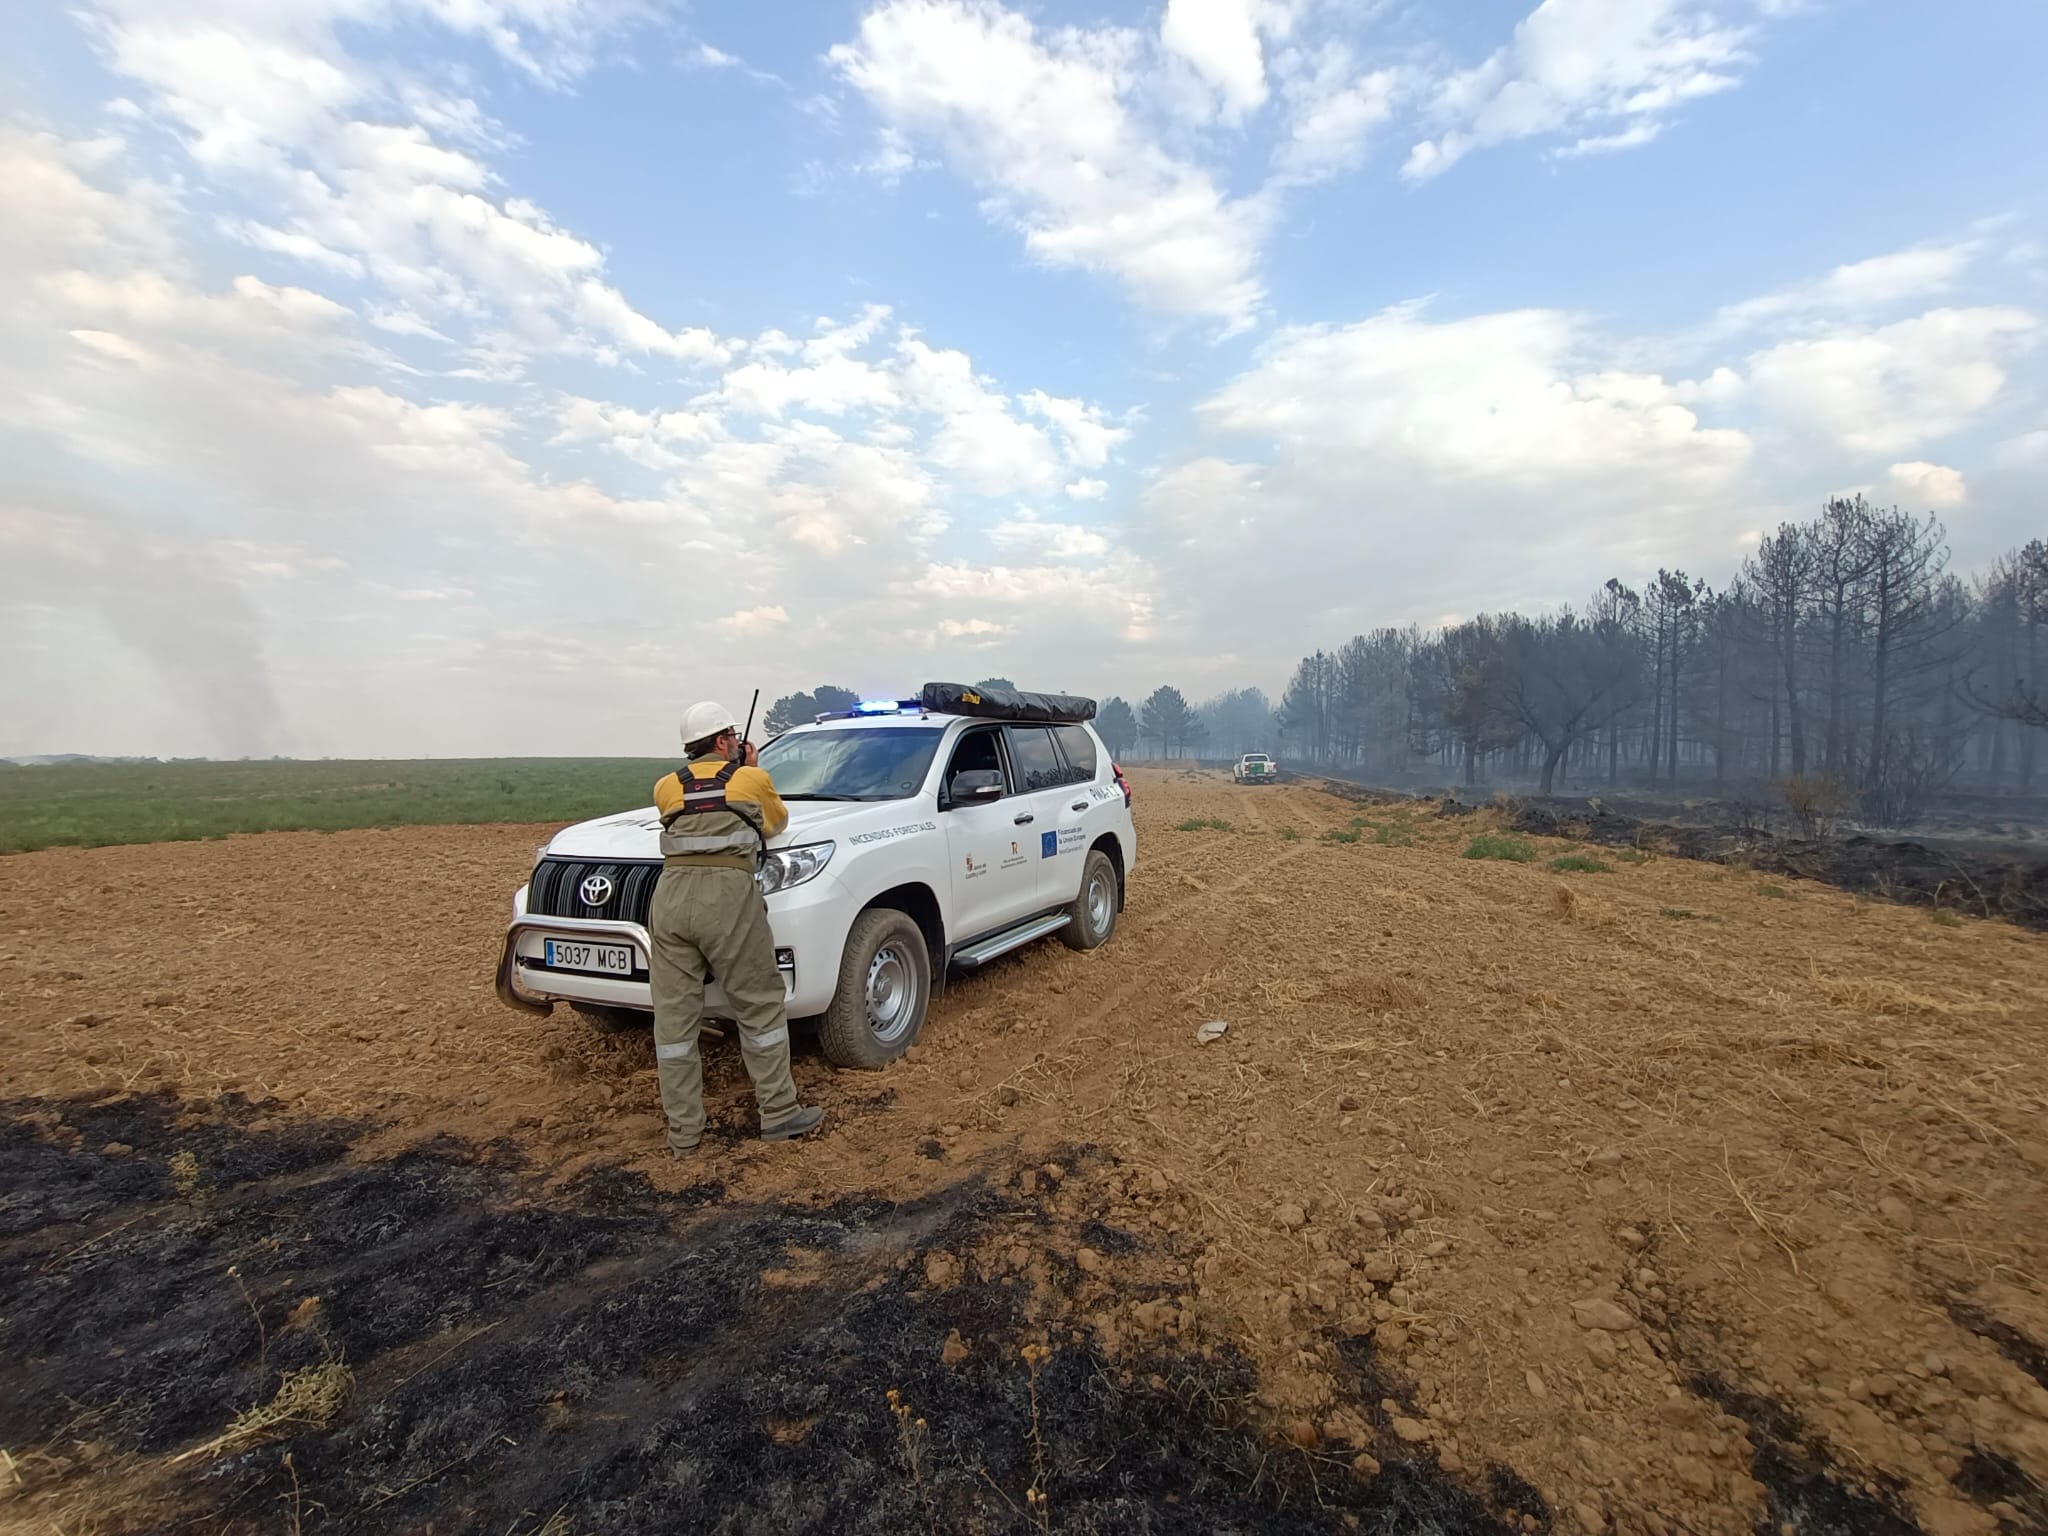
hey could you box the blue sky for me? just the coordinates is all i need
[4,0,2044,756]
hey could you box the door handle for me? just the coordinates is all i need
[1013,812,1035,825]
[1070,801,1089,812]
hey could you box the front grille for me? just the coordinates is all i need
[528,857,663,926]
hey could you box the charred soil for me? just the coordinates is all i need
[1,1093,1523,1535]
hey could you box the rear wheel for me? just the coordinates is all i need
[571,1004,649,1034]
[818,908,931,1069]
[1059,849,1119,951]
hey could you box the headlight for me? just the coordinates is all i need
[757,841,835,896]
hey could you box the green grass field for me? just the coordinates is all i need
[0,759,680,855]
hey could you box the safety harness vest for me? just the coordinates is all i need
[658,759,768,863]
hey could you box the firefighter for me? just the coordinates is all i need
[647,701,823,1153]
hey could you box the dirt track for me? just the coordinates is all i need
[4,770,2047,1534]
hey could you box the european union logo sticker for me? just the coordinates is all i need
[1040,830,1058,858]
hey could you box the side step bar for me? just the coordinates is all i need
[951,911,1071,969]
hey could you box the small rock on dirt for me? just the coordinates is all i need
[923,1252,961,1288]
[101,1142,133,1158]
[1583,1330,1619,1367]
[1673,1455,1716,1495]
[1338,1093,1360,1111]
[1196,1020,1229,1045]
[997,1085,1021,1106]
[1390,1416,1433,1444]
[1526,1369,1549,1399]
[63,1012,99,1028]
[1616,1226,1645,1250]
[1878,1196,1913,1231]
[941,1329,971,1366]
[1286,1418,1319,1449]
[1572,1299,1636,1332]
[1361,1255,1398,1285]
[1275,1203,1307,1231]
[1351,1452,1381,1477]
[1075,1247,1106,1275]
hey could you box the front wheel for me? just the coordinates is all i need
[1059,849,1119,951]
[818,908,931,1069]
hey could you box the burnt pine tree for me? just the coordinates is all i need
[1095,696,1140,758]
[1487,610,1643,793]
[1139,685,1196,758]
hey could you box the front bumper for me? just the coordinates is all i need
[495,876,846,1020]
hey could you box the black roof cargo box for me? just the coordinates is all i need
[919,682,1096,725]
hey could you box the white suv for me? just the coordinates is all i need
[495,689,1137,1068]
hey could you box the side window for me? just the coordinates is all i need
[1005,727,1064,793]
[944,728,1005,798]
[1053,725,1098,784]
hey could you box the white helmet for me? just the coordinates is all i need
[680,700,740,750]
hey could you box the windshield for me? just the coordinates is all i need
[760,726,945,802]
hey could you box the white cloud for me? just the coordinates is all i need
[1886,461,1966,508]
[1743,307,2036,455]
[989,512,1111,560]
[831,0,1266,331]
[1272,42,1402,183]
[1404,0,1760,181]
[81,1,735,373]
[1203,301,1750,483]
[897,335,1059,493]
[1715,241,1981,331]
[913,554,1156,643]
[723,604,790,633]
[1160,0,1269,122]
[1021,390,1128,468]
[1065,477,1108,500]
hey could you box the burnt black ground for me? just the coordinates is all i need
[0,1092,1531,1535]
[1506,800,2048,930]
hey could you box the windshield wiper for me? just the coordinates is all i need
[780,792,870,802]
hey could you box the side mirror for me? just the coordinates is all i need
[947,768,1004,804]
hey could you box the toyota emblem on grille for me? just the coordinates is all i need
[579,874,615,907]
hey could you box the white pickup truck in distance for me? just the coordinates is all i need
[495,684,1137,1069]
[1233,753,1279,784]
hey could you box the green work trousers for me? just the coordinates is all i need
[647,864,799,1149]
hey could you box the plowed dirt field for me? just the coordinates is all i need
[4,770,2046,1535]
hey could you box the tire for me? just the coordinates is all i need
[571,1004,649,1034]
[1059,849,1119,951]
[818,907,931,1070]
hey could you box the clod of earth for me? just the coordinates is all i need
[1573,1299,1636,1332]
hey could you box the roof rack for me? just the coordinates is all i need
[809,685,1098,727]
[919,682,1096,725]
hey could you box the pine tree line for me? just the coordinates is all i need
[1271,498,2045,823]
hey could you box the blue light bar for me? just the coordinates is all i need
[855,698,900,714]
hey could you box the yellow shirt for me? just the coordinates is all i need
[653,757,789,840]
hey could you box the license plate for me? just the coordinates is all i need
[543,938,635,975]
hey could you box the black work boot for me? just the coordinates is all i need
[761,1105,824,1141]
